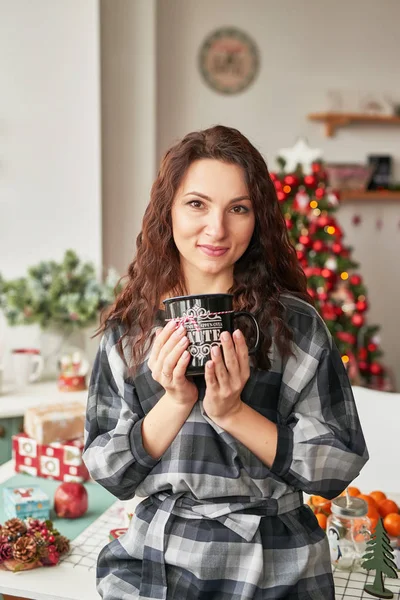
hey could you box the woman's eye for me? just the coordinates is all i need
[187,200,203,209]
[231,205,249,214]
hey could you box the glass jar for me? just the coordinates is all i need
[327,496,371,571]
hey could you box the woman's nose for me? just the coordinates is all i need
[204,212,227,239]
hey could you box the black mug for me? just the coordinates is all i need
[163,293,260,376]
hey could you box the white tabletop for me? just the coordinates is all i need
[1,458,399,600]
[0,381,87,419]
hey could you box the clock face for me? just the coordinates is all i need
[199,27,260,95]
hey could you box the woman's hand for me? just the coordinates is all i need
[148,319,198,407]
[203,329,250,422]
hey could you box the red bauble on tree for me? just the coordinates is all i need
[358,347,368,361]
[355,300,368,313]
[370,363,383,376]
[304,175,317,187]
[315,187,326,199]
[312,240,324,252]
[350,274,362,286]
[351,313,365,328]
[284,174,298,186]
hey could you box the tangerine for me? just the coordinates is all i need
[378,499,399,518]
[309,495,331,515]
[340,486,360,497]
[358,494,378,510]
[366,505,380,534]
[383,513,400,538]
[315,513,327,530]
[369,491,386,505]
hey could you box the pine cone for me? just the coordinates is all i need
[0,541,13,562]
[3,518,27,538]
[12,535,38,563]
[54,535,70,555]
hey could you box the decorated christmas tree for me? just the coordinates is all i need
[273,141,393,391]
[361,518,398,599]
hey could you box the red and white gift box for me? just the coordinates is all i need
[12,433,90,482]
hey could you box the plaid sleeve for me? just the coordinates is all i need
[271,325,369,499]
[83,326,159,500]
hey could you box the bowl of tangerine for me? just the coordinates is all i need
[307,487,400,539]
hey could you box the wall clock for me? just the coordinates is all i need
[199,27,260,95]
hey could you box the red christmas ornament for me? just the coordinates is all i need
[312,162,322,173]
[285,219,293,230]
[312,239,324,252]
[304,175,316,187]
[321,303,337,321]
[355,300,368,312]
[350,274,362,286]
[358,361,369,372]
[317,215,331,228]
[370,362,383,376]
[296,250,305,261]
[315,187,325,199]
[358,348,368,361]
[277,191,287,202]
[332,242,343,254]
[284,174,298,186]
[274,179,282,191]
[318,291,328,302]
[270,172,278,182]
[321,268,333,279]
[336,331,357,345]
[367,343,377,353]
[351,313,364,327]
[299,235,311,247]
[334,305,343,317]
[303,267,313,278]
[307,288,316,299]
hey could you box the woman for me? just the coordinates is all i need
[83,125,368,599]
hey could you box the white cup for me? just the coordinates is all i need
[12,348,44,389]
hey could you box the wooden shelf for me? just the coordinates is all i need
[308,112,400,137]
[341,190,400,202]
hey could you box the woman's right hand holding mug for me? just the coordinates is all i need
[148,320,198,407]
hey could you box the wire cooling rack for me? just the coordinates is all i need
[59,501,400,599]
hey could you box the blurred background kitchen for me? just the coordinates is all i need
[1,0,399,394]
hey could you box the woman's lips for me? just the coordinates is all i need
[198,245,229,257]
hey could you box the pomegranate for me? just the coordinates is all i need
[54,482,88,519]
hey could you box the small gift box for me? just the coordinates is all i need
[12,433,90,483]
[3,485,50,521]
[23,401,86,445]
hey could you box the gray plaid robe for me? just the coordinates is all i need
[83,294,368,599]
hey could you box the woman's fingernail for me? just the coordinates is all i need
[221,331,230,342]
[233,329,242,339]
[211,346,220,357]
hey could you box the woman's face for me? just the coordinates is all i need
[171,159,255,283]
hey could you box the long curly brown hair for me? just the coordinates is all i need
[101,125,312,372]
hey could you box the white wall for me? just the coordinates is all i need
[154,0,400,386]
[157,0,400,175]
[0,0,101,374]
[0,0,102,277]
[100,0,157,276]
